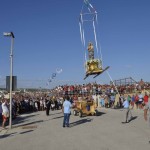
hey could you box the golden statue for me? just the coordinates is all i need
[84,42,109,79]
[88,42,94,60]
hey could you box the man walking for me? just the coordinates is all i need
[122,97,133,123]
[144,100,150,143]
[62,96,72,128]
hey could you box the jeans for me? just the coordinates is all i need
[100,99,105,107]
[63,113,70,127]
[125,108,132,122]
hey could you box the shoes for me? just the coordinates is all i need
[63,125,70,128]
[130,116,133,120]
[122,121,129,124]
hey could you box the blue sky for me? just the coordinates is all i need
[0,0,150,88]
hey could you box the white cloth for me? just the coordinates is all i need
[138,94,143,102]
[2,102,9,113]
[2,102,9,117]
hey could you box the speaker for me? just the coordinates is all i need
[6,76,17,92]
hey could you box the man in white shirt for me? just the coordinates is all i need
[122,98,133,123]
[138,92,143,109]
[62,96,72,127]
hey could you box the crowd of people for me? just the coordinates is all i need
[50,81,150,96]
[0,94,65,128]
[118,92,149,109]
[0,81,150,128]
[49,82,150,109]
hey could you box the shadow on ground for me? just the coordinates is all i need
[13,120,44,128]
[129,116,138,122]
[96,111,106,116]
[0,129,35,139]
[0,132,17,139]
[20,130,34,134]
[12,113,40,125]
[70,118,93,127]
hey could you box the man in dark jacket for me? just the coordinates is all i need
[46,99,51,116]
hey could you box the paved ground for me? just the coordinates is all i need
[0,108,150,150]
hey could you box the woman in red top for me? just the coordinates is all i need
[144,92,149,105]
[134,94,139,109]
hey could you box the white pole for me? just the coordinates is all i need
[9,37,14,129]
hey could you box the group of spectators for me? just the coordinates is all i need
[0,81,150,128]
[0,95,64,117]
[118,91,149,109]
[50,81,150,96]
[49,81,150,109]
[0,94,65,127]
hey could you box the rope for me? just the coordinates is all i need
[106,71,120,97]
[79,22,83,45]
[93,19,99,58]
[81,14,86,47]
[95,13,103,67]
[80,0,100,68]
[84,0,96,13]
[79,14,87,69]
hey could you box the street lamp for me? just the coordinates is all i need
[3,31,15,129]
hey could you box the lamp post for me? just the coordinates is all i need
[3,32,15,129]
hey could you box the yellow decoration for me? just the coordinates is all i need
[86,59,103,75]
